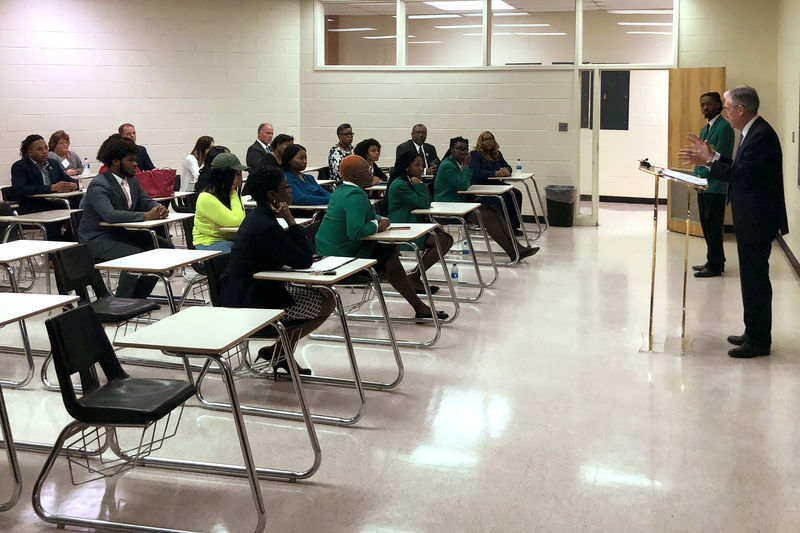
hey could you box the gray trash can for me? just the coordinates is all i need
[545,185,577,227]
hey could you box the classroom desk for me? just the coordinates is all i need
[412,201,499,295]
[94,248,221,313]
[0,293,79,511]
[151,190,195,203]
[365,184,387,193]
[29,189,84,210]
[99,211,194,249]
[459,184,526,266]
[0,239,77,294]
[489,172,547,238]
[219,217,312,234]
[0,209,81,244]
[114,306,320,493]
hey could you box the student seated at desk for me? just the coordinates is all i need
[282,144,331,205]
[387,150,454,292]
[78,136,173,298]
[220,167,335,377]
[316,155,448,320]
[435,136,538,262]
[469,130,524,235]
[354,138,388,183]
[10,134,80,240]
[193,153,246,253]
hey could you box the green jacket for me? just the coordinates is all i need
[315,183,381,258]
[388,176,431,250]
[693,115,734,194]
[434,155,472,202]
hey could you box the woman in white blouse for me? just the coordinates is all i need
[179,135,214,192]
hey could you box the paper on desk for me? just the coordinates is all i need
[659,168,708,187]
[282,256,355,273]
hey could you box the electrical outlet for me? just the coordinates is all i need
[558,122,568,132]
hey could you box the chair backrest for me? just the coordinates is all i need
[45,305,129,421]
[180,216,195,250]
[69,210,83,240]
[0,186,14,202]
[52,244,112,304]
[317,166,331,183]
[204,253,230,307]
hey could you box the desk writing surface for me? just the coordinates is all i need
[412,202,480,216]
[254,258,376,285]
[29,190,84,199]
[289,204,328,211]
[219,217,312,233]
[366,185,387,192]
[0,209,81,224]
[0,240,77,263]
[362,222,437,242]
[152,191,195,202]
[94,248,220,273]
[489,173,534,182]
[0,293,78,327]
[99,211,193,229]
[460,184,513,195]
[115,306,284,354]
[316,179,334,186]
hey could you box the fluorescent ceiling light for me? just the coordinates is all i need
[515,32,567,36]
[464,12,528,16]
[408,41,443,44]
[408,14,461,19]
[465,32,512,36]
[625,31,673,35]
[434,24,483,29]
[425,1,513,11]
[363,35,397,39]
[607,9,673,15]
[493,23,550,27]
[327,27,376,32]
[617,22,673,26]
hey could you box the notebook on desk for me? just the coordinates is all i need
[282,256,356,273]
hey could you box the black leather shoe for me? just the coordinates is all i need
[728,343,770,358]
[517,246,540,261]
[513,228,524,237]
[694,267,722,278]
[727,334,747,346]
[692,263,708,272]
[414,310,449,323]
[415,285,440,295]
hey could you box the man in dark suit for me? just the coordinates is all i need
[119,123,155,171]
[78,137,172,297]
[10,134,80,240]
[245,122,274,170]
[395,124,440,175]
[681,86,789,358]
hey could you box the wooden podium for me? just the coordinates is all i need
[638,161,708,353]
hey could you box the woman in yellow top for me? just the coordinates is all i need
[192,153,246,253]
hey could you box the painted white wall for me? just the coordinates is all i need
[777,0,800,255]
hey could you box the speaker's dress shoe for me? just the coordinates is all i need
[727,334,747,346]
[728,343,770,358]
[694,266,722,278]
[692,263,708,272]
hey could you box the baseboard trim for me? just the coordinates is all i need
[579,194,667,205]
[777,234,800,279]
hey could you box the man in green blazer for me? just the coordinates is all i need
[693,92,735,278]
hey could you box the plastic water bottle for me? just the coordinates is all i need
[450,263,459,284]
[82,158,90,176]
[515,158,522,175]
[461,240,469,256]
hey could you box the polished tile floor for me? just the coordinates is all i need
[1,203,799,532]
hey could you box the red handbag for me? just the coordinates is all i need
[136,169,176,198]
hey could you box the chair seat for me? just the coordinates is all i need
[90,297,159,322]
[76,377,196,425]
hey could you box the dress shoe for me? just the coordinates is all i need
[415,285,440,295]
[517,246,539,261]
[693,266,722,278]
[728,343,770,358]
[513,228,524,237]
[727,334,747,346]
[414,310,449,323]
[692,263,708,272]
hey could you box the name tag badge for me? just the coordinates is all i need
[61,159,70,169]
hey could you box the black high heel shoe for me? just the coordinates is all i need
[414,310,449,323]
[272,358,312,382]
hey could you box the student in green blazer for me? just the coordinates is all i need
[434,136,538,262]
[316,155,448,320]
[692,92,735,278]
[387,150,454,292]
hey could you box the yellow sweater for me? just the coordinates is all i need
[192,191,245,246]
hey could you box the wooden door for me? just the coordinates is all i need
[667,67,728,236]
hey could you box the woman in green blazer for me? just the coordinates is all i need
[387,150,454,291]
[434,137,538,262]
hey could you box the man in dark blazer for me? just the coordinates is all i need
[119,123,155,171]
[10,133,80,239]
[395,124,440,175]
[245,122,274,170]
[79,137,172,297]
[681,86,789,358]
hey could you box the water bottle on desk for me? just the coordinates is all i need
[81,158,90,176]
[450,263,459,284]
[515,158,522,176]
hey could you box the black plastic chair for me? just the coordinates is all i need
[33,305,195,531]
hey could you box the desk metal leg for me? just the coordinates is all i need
[0,385,22,511]
[509,189,531,248]
[528,176,548,232]
[520,181,543,240]
[155,272,178,314]
[0,320,36,389]
[494,194,520,266]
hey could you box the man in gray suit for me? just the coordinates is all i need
[78,137,172,297]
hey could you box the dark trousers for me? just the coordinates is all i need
[736,239,773,348]
[94,231,174,299]
[697,192,726,271]
[479,187,523,229]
